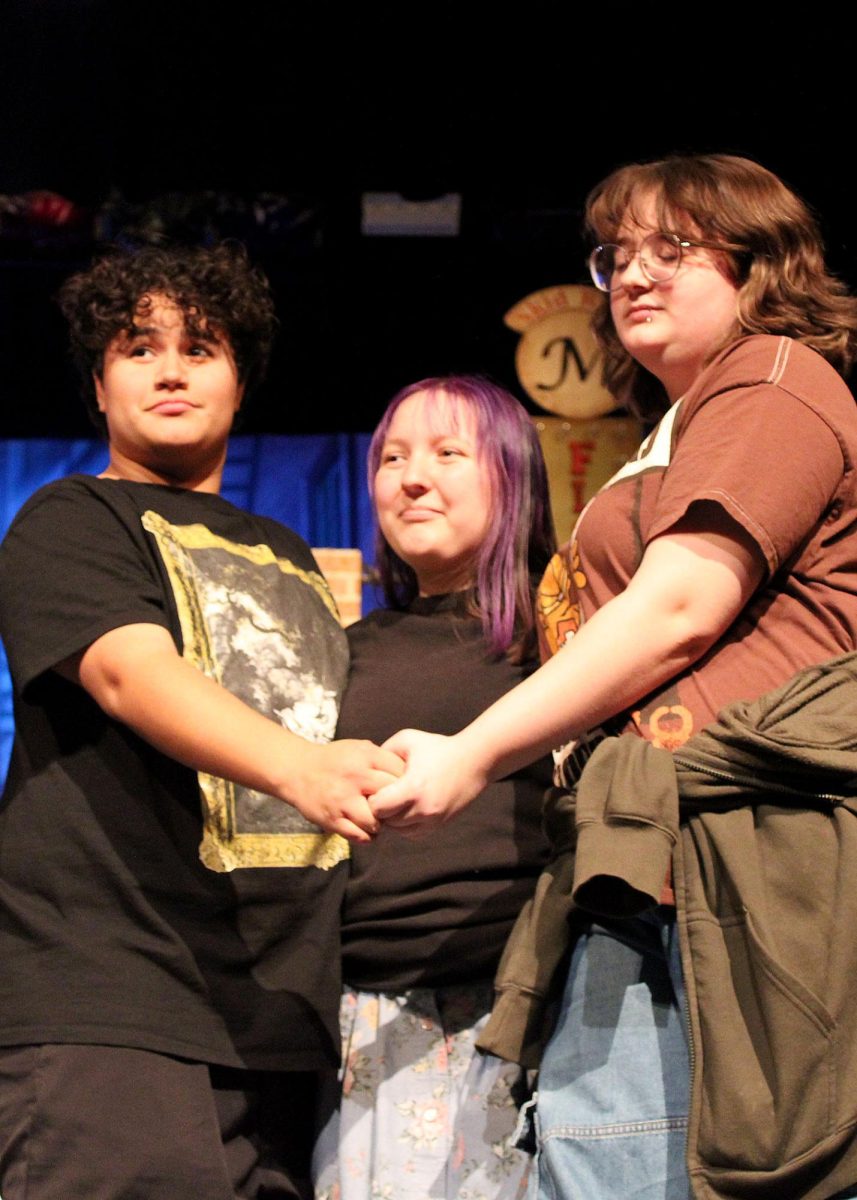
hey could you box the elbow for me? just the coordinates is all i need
[659,603,733,671]
[75,625,181,724]
[77,654,139,723]
[81,669,128,722]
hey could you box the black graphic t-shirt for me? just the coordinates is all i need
[0,475,349,1069]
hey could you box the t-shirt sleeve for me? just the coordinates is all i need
[0,481,172,693]
[646,385,845,575]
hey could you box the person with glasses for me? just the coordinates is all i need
[370,154,857,1199]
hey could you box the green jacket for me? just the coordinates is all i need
[478,653,857,1200]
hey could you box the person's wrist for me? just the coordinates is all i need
[449,728,492,796]
[270,732,321,808]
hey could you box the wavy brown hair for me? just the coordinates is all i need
[58,242,277,436]
[586,154,857,416]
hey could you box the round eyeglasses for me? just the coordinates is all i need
[588,232,746,293]
[589,233,691,293]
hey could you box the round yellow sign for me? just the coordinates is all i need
[505,285,617,420]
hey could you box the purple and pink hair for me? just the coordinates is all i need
[368,375,555,658]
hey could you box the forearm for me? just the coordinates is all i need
[453,584,715,784]
[87,645,324,802]
[71,623,401,841]
[453,523,763,784]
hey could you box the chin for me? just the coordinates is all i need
[621,338,666,376]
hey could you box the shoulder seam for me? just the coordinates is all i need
[768,336,791,386]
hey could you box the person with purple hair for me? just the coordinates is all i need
[313,375,555,1200]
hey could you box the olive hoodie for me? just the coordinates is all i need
[479,652,857,1200]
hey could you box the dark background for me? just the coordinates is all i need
[1,4,853,436]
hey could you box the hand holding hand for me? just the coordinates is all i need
[368,729,488,837]
[287,739,404,843]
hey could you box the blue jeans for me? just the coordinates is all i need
[530,912,857,1200]
[531,910,691,1200]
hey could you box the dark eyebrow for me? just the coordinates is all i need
[182,319,222,345]
[122,323,219,343]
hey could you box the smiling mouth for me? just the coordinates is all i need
[399,507,441,520]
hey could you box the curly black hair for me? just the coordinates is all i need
[58,242,278,436]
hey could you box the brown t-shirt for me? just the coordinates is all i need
[539,334,857,751]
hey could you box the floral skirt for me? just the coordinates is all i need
[313,982,532,1200]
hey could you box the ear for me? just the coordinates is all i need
[234,382,246,413]
[94,373,107,413]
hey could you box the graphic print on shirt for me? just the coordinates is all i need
[142,510,349,872]
[537,544,584,656]
[636,700,695,751]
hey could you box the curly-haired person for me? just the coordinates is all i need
[0,243,401,1200]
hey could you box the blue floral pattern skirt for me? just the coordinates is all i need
[313,982,532,1200]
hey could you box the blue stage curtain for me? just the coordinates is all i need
[0,434,375,785]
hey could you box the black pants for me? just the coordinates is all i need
[0,1043,322,1199]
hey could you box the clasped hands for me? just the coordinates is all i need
[315,729,482,844]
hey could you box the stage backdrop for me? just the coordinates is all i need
[0,433,375,785]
